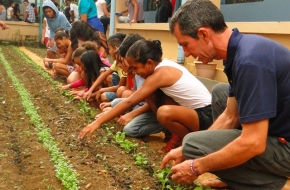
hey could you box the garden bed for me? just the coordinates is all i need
[0,44,215,190]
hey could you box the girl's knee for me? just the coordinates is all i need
[100,93,108,102]
[122,90,133,98]
[67,72,80,84]
[157,105,174,123]
[116,86,126,97]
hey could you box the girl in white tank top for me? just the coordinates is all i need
[78,39,213,153]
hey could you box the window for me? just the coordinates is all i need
[225,0,263,4]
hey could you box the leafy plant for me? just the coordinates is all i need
[154,168,172,190]
[113,132,137,153]
[134,153,148,166]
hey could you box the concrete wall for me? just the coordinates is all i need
[0,21,40,43]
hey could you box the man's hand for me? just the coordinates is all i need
[161,147,185,169]
[171,160,198,184]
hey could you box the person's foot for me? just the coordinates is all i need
[159,134,182,153]
[44,61,53,69]
[202,178,230,189]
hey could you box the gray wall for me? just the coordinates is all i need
[144,0,290,23]
[144,11,156,23]
[220,0,290,22]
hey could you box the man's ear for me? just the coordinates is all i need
[197,27,209,42]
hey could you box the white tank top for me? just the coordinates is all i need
[155,59,211,109]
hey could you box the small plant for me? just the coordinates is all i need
[78,100,94,118]
[113,132,138,153]
[114,131,125,144]
[154,168,172,190]
[134,153,148,166]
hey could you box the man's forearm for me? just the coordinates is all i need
[209,110,239,130]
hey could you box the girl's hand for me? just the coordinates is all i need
[83,90,92,101]
[72,95,84,101]
[96,90,103,101]
[76,90,85,97]
[78,123,101,140]
[118,113,134,126]
[43,58,49,63]
[70,90,80,95]
[99,102,111,110]
[56,84,71,90]
[130,19,136,25]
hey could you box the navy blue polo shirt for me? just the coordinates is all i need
[224,28,290,142]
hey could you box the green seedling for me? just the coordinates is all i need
[134,153,148,166]
[154,168,172,190]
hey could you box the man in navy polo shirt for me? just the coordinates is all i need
[160,0,290,189]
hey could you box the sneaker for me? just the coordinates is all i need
[159,134,182,153]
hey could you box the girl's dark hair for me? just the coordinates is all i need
[13,3,19,14]
[72,47,86,59]
[54,30,69,40]
[117,33,145,57]
[72,42,98,59]
[126,39,163,64]
[80,50,107,88]
[107,32,126,47]
[81,41,98,52]
[70,20,108,53]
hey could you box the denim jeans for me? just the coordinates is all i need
[112,98,164,137]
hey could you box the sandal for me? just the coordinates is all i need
[159,134,182,153]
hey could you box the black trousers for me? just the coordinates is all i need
[100,15,110,34]
[155,0,172,23]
